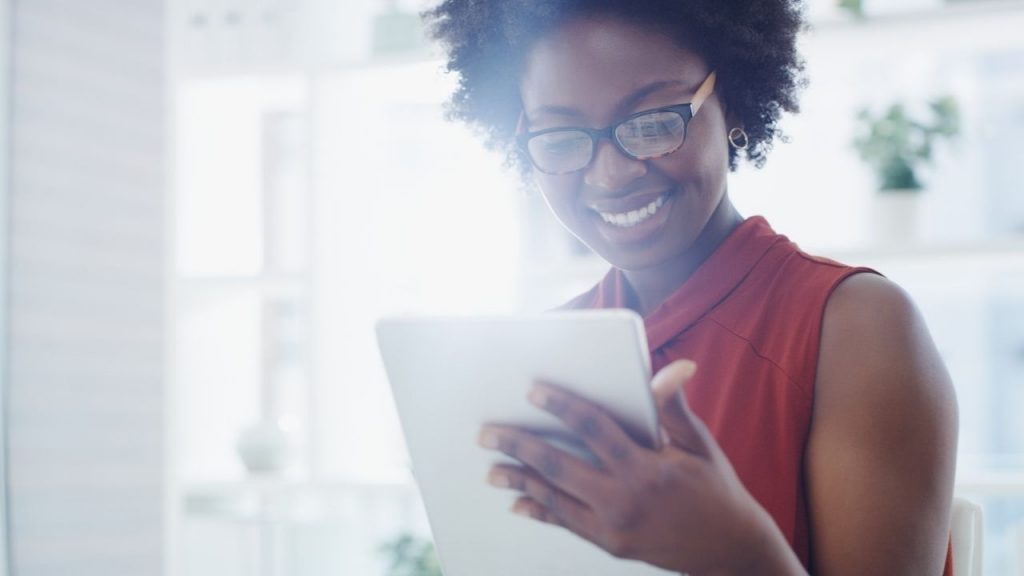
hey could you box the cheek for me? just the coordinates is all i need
[679,103,732,177]
[536,173,582,214]
[658,132,730,190]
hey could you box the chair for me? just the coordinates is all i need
[950,496,984,576]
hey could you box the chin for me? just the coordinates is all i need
[598,245,685,272]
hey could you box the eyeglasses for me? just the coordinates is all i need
[518,71,717,175]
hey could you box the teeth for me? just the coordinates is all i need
[598,193,669,228]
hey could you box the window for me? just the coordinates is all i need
[173,2,1024,574]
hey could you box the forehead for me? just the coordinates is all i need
[519,16,707,121]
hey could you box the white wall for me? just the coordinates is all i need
[5,1,166,574]
[0,0,10,572]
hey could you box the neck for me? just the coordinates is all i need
[621,196,743,316]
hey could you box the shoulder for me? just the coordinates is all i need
[806,272,958,573]
[818,273,952,391]
[815,272,957,430]
[704,243,873,390]
[745,235,874,305]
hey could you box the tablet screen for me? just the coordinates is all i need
[377,310,674,576]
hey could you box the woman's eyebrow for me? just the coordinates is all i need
[525,79,694,124]
[619,80,688,110]
[527,104,583,120]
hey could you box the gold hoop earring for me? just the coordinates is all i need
[728,127,749,151]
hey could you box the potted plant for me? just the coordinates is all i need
[379,532,444,576]
[838,0,864,18]
[852,96,960,244]
[853,97,960,192]
[372,0,427,56]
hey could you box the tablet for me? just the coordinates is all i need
[375,310,676,576]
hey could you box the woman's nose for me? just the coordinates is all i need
[583,139,647,192]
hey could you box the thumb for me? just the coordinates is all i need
[652,360,711,457]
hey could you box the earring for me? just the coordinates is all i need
[728,127,749,151]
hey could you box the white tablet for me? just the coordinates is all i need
[375,310,675,576]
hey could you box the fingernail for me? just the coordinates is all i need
[512,504,538,519]
[487,470,510,488]
[479,429,499,449]
[676,360,698,379]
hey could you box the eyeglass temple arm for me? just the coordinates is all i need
[690,71,717,116]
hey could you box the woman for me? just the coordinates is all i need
[425,1,958,574]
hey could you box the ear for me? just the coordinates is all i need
[723,108,742,137]
[721,104,745,165]
[713,82,741,135]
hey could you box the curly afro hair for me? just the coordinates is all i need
[424,0,806,173]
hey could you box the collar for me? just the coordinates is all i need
[591,216,787,352]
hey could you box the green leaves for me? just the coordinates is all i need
[838,0,864,18]
[379,532,444,576]
[852,97,960,192]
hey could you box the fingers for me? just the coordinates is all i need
[508,491,639,562]
[652,359,697,408]
[506,491,608,552]
[479,425,613,505]
[651,360,713,458]
[527,381,648,470]
[655,358,696,407]
[490,464,597,529]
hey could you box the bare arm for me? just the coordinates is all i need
[479,272,956,576]
[807,273,958,575]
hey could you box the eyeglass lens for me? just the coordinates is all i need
[615,111,687,158]
[527,110,689,174]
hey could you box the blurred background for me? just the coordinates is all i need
[0,0,1023,574]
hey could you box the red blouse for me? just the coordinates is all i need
[563,216,953,574]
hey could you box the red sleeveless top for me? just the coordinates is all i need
[563,216,954,574]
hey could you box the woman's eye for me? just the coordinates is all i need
[623,112,685,139]
[539,133,588,155]
[545,140,578,154]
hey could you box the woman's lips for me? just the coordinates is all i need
[589,188,678,246]
[587,189,673,215]
[595,191,670,227]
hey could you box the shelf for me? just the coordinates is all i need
[956,472,1024,497]
[183,478,418,522]
[815,238,1024,266]
[525,237,1024,279]
[801,0,1024,64]
[810,0,1024,31]
[175,273,310,295]
[172,0,1024,79]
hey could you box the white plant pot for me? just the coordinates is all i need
[871,190,923,247]
[862,0,941,17]
[236,420,290,475]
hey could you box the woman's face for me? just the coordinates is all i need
[519,16,733,272]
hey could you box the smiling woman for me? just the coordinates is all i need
[516,19,740,306]
[424,1,958,575]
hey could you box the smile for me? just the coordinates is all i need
[596,191,671,228]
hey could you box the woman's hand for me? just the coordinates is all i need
[479,360,793,576]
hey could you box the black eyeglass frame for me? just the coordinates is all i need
[516,70,718,176]
[517,104,697,175]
